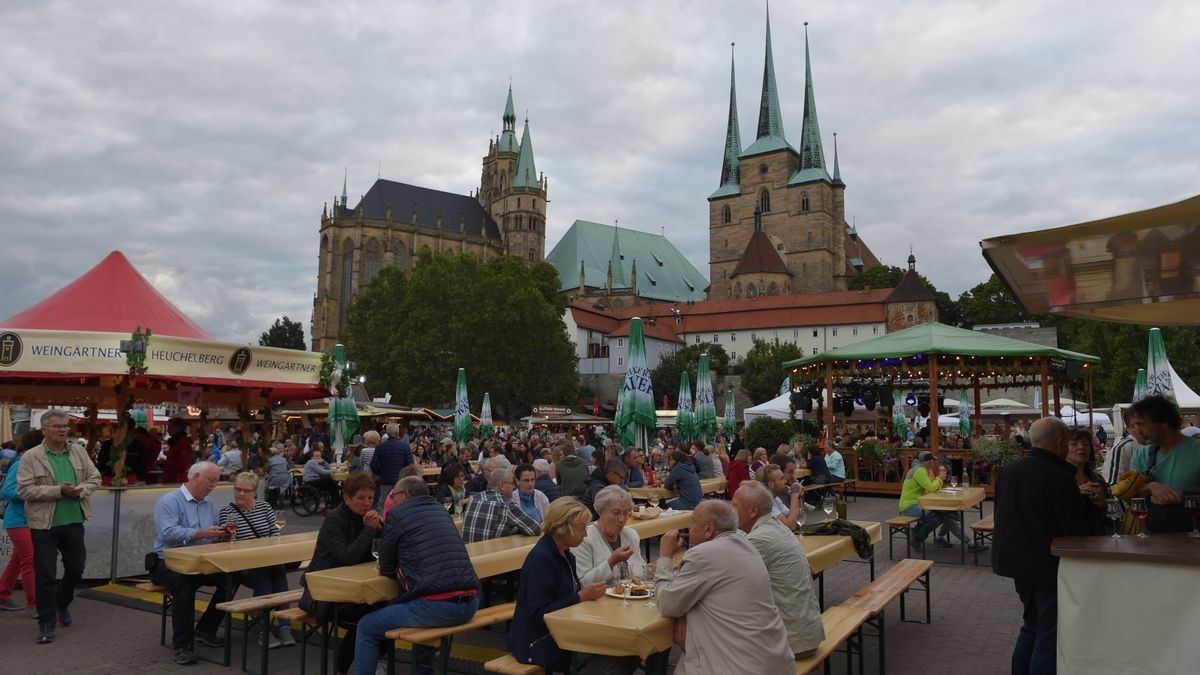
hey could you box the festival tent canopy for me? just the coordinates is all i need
[742,391,878,425]
[980,194,1200,325]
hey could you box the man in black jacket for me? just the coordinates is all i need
[354,477,479,675]
[993,417,1087,675]
[370,423,412,509]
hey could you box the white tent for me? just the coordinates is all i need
[743,391,878,425]
[1059,405,1115,435]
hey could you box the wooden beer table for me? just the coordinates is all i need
[918,486,986,565]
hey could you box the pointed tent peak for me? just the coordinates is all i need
[511,118,539,188]
[789,22,831,186]
[0,251,215,340]
[341,168,348,207]
[831,132,844,186]
[743,3,793,157]
[710,42,744,200]
[498,85,519,153]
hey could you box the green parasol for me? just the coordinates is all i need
[1145,328,1176,403]
[893,391,909,438]
[676,371,695,442]
[479,392,495,439]
[694,353,717,442]
[327,344,360,461]
[958,389,971,438]
[723,388,737,437]
[614,318,656,449]
[454,368,471,444]
[1132,368,1147,403]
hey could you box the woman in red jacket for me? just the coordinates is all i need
[726,448,752,498]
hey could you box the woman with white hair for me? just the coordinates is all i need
[571,485,646,585]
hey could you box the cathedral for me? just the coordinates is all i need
[707,17,880,299]
[310,87,548,352]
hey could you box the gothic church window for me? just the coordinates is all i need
[758,189,771,213]
[801,193,810,212]
[393,246,404,268]
[722,205,731,223]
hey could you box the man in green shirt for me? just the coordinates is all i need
[16,409,102,644]
[1128,395,1200,533]
[899,451,983,552]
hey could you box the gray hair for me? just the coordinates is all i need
[532,458,551,475]
[736,480,773,514]
[271,441,285,454]
[594,484,632,513]
[488,467,513,490]
[393,475,429,498]
[234,471,260,488]
[187,462,218,480]
[485,456,511,474]
[40,409,70,426]
[699,499,738,533]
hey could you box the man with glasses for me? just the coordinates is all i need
[582,458,628,519]
[16,410,102,644]
[460,468,540,543]
[511,463,549,524]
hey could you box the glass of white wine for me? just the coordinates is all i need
[822,493,837,519]
[648,495,660,509]
[949,475,959,489]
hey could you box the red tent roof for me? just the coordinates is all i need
[0,251,215,340]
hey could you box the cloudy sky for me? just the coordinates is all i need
[2,0,1198,344]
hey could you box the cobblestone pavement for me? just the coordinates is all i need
[0,496,1021,674]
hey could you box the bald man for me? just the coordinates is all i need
[654,500,793,674]
[993,416,1087,675]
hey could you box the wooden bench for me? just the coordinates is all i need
[831,478,858,502]
[135,582,174,646]
[971,515,995,566]
[216,589,304,675]
[484,654,544,674]
[842,559,935,675]
[275,608,322,675]
[382,601,516,675]
[885,516,920,560]
[795,605,871,674]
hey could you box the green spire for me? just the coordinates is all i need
[340,167,348,208]
[709,43,742,200]
[831,132,843,186]
[512,117,539,188]
[742,4,793,156]
[791,22,831,185]
[498,84,519,153]
[608,221,626,288]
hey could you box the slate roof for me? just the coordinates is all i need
[731,228,790,277]
[343,179,502,241]
[886,268,938,303]
[545,220,708,302]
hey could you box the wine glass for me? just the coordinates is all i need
[949,475,960,489]
[822,493,837,519]
[796,504,807,529]
[442,497,453,514]
[642,564,657,608]
[274,510,287,532]
[648,494,660,509]
[1184,493,1200,539]
[1104,498,1123,540]
[1129,498,1150,538]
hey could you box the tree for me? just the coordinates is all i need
[1050,318,1200,406]
[956,274,1029,327]
[745,416,793,453]
[259,315,306,350]
[650,343,730,408]
[740,339,803,404]
[345,253,578,420]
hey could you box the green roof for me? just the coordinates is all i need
[545,220,708,302]
[512,119,538,188]
[711,45,742,201]
[751,8,789,155]
[708,182,742,200]
[498,85,518,153]
[782,321,1100,368]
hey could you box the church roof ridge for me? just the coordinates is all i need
[351,179,501,241]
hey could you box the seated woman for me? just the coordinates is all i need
[509,498,636,674]
[664,450,701,511]
[432,463,469,516]
[726,449,753,500]
[572,485,646,585]
[217,472,294,647]
[299,471,382,675]
[749,447,769,474]
[1067,430,1110,535]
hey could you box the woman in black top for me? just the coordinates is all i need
[299,471,381,675]
[1066,430,1110,535]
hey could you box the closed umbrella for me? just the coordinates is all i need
[1145,328,1176,402]
[893,391,909,438]
[479,392,495,439]
[694,353,717,442]
[327,344,360,462]
[959,389,972,438]
[676,371,695,441]
[723,389,736,437]
[454,368,471,445]
[614,318,656,449]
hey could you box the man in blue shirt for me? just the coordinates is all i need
[148,462,231,665]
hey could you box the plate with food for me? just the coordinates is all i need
[605,581,654,600]
[630,506,661,520]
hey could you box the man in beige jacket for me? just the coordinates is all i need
[653,500,794,675]
[17,410,102,644]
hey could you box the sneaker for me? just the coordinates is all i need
[174,648,198,665]
[36,624,55,644]
[277,627,296,647]
[30,608,39,620]
[0,599,22,611]
[57,608,72,626]
[195,631,225,648]
[932,536,953,548]
[260,633,283,649]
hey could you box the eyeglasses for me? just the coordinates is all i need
[234,488,256,494]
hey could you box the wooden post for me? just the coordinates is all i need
[972,374,983,438]
[1087,370,1094,433]
[1053,380,1062,418]
[824,362,835,446]
[930,355,940,453]
[1040,358,1050,417]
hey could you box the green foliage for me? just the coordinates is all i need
[848,264,961,326]
[956,275,1029,327]
[740,339,804,405]
[650,343,729,408]
[259,315,306,350]
[344,253,578,419]
[973,436,1021,467]
[745,416,793,452]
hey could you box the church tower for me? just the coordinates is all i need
[708,16,861,299]
[479,86,548,263]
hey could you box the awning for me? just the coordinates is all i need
[980,194,1200,324]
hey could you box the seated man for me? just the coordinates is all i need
[623,448,645,488]
[761,463,804,530]
[302,448,339,506]
[149,462,232,665]
[733,481,824,658]
[461,468,541,543]
[900,451,982,551]
[582,459,627,519]
[664,450,702,511]
[465,456,508,495]
[531,458,560,502]
[512,463,550,524]
[355,477,479,675]
[653,500,794,674]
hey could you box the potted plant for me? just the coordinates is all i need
[972,436,1020,484]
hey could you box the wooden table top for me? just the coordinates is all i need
[919,486,986,511]
[1052,533,1200,567]
[164,531,318,575]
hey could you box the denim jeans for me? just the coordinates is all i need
[31,523,86,628]
[353,595,479,675]
[149,556,228,650]
[1012,578,1057,675]
[900,505,967,543]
